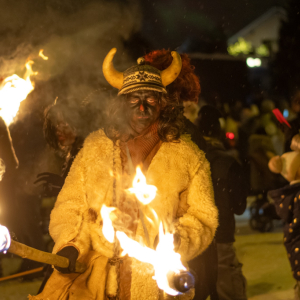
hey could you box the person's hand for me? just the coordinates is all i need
[34,172,65,197]
[55,246,79,274]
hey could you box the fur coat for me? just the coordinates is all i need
[30,129,218,300]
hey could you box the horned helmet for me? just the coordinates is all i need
[102,48,182,95]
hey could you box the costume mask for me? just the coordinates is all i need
[125,90,161,136]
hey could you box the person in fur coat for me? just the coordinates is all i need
[29,48,218,300]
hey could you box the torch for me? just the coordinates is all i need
[0,51,48,168]
[0,225,86,273]
[167,270,196,294]
[103,158,197,296]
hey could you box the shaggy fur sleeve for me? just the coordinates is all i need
[176,155,218,261]
[50,149,90,258]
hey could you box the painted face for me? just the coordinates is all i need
[125,91,161,136]
[55,120,77,147]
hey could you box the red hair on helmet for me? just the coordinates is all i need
[144,49,200,103]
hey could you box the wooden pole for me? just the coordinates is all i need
[8,240,87,273]
[0,267,44,282]
[5,123,19,168]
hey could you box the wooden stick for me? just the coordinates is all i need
[5,124,19,168]
[0,267,44,282]
[8,240,86,273]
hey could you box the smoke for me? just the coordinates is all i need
[0,0,142,195]
[0,0,141,103]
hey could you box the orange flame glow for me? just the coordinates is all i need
[116,222,186,296]
[0,224,11,254]
[0,60,37,126]
[101,207,187,296]
[101,167,186,295]
[128,166,157,205]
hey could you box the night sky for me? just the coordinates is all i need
[140,0,289,50]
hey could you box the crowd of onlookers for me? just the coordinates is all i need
[188,91,300,197]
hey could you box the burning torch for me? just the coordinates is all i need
[0,50,49,168]
[0,225,86,273]
[103,163,196,296]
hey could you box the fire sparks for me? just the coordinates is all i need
[0,60,37,126]
[128,166,157,205]
[0,224,11,254]
[39,49,49,60]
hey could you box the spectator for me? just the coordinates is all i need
[198,105,248,300]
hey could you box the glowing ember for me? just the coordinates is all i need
[0,224,11,254]
[0,60,37,126]
[100,204,116,243]
[39,49,49,60]
[128,166,157,205]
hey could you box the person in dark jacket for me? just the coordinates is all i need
[198,105,248,300]
[268,134,300,300]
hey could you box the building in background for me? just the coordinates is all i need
[227,7,287,97]
[228,7,287,55]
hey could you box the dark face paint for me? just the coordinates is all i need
[125,91,161,136]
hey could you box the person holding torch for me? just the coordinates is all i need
[29,48,218,300]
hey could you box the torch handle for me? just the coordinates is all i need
[9,240,87,273]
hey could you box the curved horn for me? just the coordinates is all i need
[102,48,123,90]
[161,51,182,87]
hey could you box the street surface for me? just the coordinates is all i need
[0,209,295,300]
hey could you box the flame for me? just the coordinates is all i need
[39,49,49,60]
[0,224,11,254]
[116,222,186,295]
[128,166,157,205]
[0,60,37,126]
[100,204,116,243]
[101,204,186,296]
[101,168,185,295]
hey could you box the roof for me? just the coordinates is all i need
[228,7,287,45]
